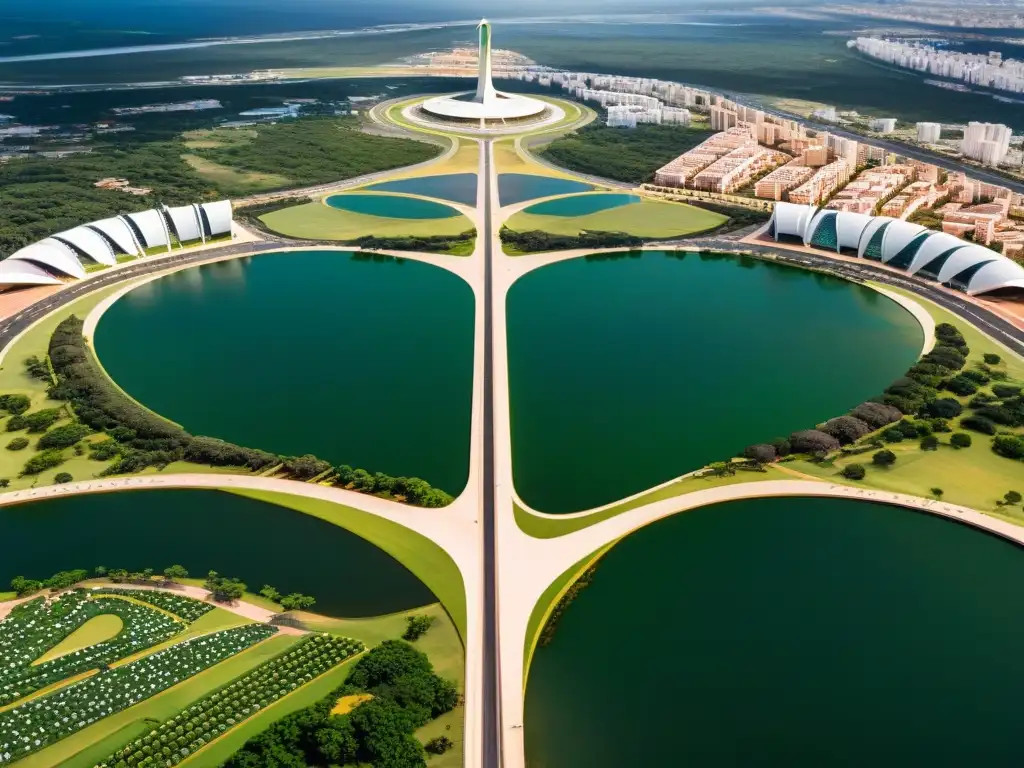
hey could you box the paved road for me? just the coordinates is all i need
[481,140,501,768]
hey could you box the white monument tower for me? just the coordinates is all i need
[474,19,499,105]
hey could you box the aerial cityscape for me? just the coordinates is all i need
[1,1,1024,767]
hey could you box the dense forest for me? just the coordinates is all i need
[539,124,714,183]
[0,117,440,258]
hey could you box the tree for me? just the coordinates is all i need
[163,564,188,582]
[924,398,962,419]
[10,575,42,596]
[920,435,939,451]
[403,615,435,641]
[872,449,897,467]
[204,570,246,603]
[0,394,31,415]
[1004,491,1023,506]
[283,454,331,480]
[821,416,872,445]
[95,566,107,577]
[946,376,978,396]
[0,479,9,489]
[993,434,1024,459]
[851,402,903,428]
[983,353,1002,364]
[931,487,944,499]
[707,461,736,477]
[961,415,997,435]
[5,437,28,451]
[53,472,73,484]
[789,430,841,454]
[841,463,866,480]
[742,444,776,463]
[279,593,316,611]
[950,432,973,449]
[260,585,281,603]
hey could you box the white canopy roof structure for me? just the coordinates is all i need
[199,200,233,237]
[90,217,142,257]
[124,209,170,250]
[0,259,63,288]
[164,205,203,243]
[768,202,1024,295]
[7,239,86,279]
[53,226,117,266]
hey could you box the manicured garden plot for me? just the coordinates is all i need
[95,633,364,767]
[92,590,214,623]
[0,624,276,764]
[0,592,184,705]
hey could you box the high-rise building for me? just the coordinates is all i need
[916,122,942,144]
[961,121,1012,166]
[869,118,897,134]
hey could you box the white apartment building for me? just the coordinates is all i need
[869,118,897,134]
[961,121,1012,165]
[916,122,942,144]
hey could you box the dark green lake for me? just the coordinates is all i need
[507,251,922,513]
[498,174,593,206]
[359,174,478,207]
[324,193,459,218]
[95,251,473,495]
[523,193,639,217]
[0,490,435,616]
[526,496,1024,767]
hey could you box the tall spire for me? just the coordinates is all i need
[474,18,498,105]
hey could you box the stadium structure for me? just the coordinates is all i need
[0,200,233,291]
[416,20,551,129]
[769,201,1024,297]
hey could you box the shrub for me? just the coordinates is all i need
[882,427,904,443]
[0,394,31,415]
[742,444,776,463]
[983,353,1002,364]
[993,434,1024,460]
[851,401,903,428]
[820,416,872,445]
[950,432,972,449]
[1004,490,1023,505]
[53,472,73,484]
[21,448,65,475]
[6,437,29,451]
[841,463,866,480]
[789,430,840,454]
[4,415,26,432]
[770,438,792,456]
[931,487,944,499]
[960,415,997,435]
[89,439,121,461]
[872,449,897,466]
[920,435,939,451]
[923,398,962,419]
[961,369,990,385]
[403,615,435,641]
[282,454,331,479]
[945,376,978,396]
[426,736,453,755]
[992,384,1022,398]
[930,418,952,433]
[37,423,92,450]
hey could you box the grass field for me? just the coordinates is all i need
[182,153,291,195]
[227,488,467,640]
[20,634,300,768]
[259,199,474,241]
[393,137,479,178]
[33,614,124,665]
[504,197,726,239]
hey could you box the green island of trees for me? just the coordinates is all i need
[539,123,715,183]
[37,315,454,506]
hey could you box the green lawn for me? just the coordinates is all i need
[260,198,474,241]
[19,635,300,768]
[182,153,292,195]
[33,614,124,665]
[504,198,726,239]
[226,488,466,640]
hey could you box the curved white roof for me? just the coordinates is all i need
[804,209,836,246]
[165,205,203,243]
[936,245,997,284]
[856,216,896,258]
[966,259,1024,295]
[125,209,170,249]
[90,217,141,257]
[906,232,967,275]
[772,202,816,241]
[879,220,929,263]
[422,91,546,121]
[199,200,233,237]
[7,239,86,279]
[53,226,116,266]
[835,211,874,251]
[0,258,63,288]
